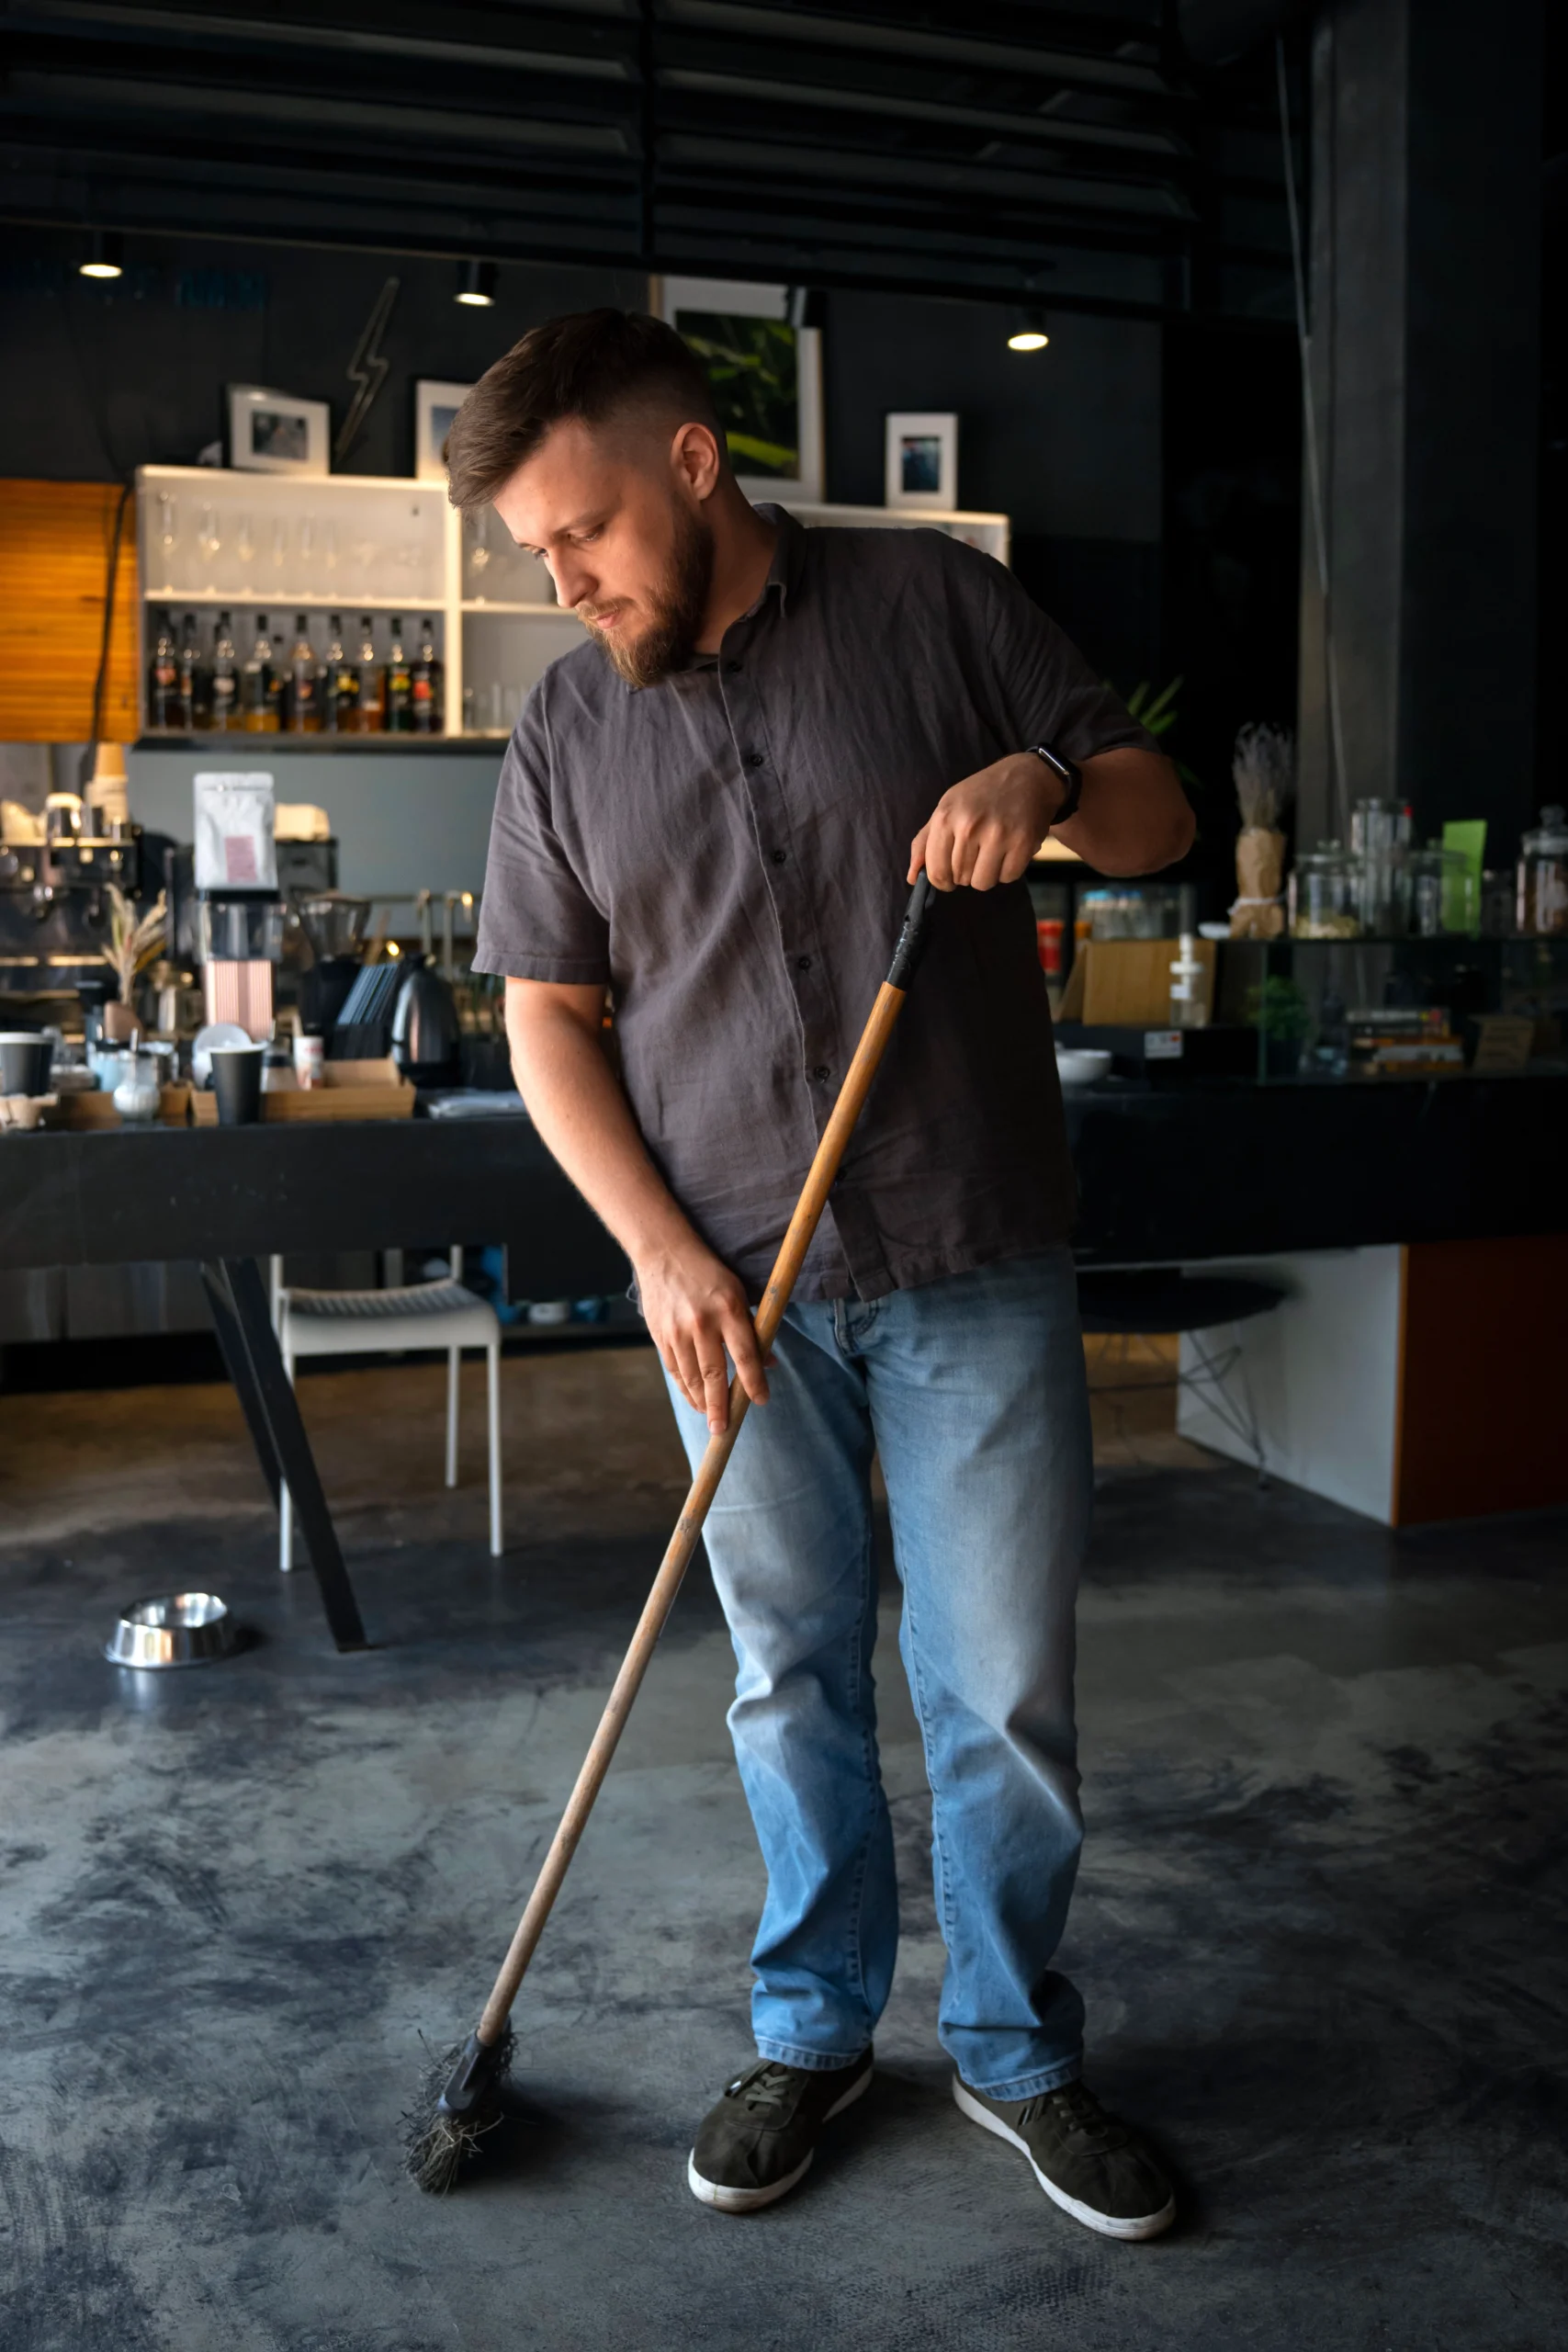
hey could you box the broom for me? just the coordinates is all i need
[405,873,935,2192]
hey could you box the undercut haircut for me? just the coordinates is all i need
[443,309,725,513]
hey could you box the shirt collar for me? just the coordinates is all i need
[635,501,803,688]
[752,502,804,613]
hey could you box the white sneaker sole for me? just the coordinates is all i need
[951,2077,1176,2241]
[687,2063,874,2213]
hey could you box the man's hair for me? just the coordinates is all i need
[444,309,724,512]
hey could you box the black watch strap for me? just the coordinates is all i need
[1027,743,1083,829]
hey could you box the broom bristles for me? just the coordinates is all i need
[402,2028,514,2194]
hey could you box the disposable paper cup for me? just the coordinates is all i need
[0,1034,51,1096]
[209,1043,265,1126]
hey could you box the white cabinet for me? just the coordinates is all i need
[134,467,1010,744]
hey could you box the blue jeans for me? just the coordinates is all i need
[663,1247,1093,2100]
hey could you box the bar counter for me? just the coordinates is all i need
[2,1072,1562,1577]
[0,1071,1561,1284]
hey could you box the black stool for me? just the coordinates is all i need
[1076,1267,1288,1480]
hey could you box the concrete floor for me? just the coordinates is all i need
[1,1343,1564,2350]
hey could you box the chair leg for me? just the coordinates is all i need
[279,1344,295,1572]
[487,1339,502,1557]
[446,1345,460,1487]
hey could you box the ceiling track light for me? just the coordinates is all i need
[456,258,496,307]
[79,228,124,281]
[1007,304,1049,353]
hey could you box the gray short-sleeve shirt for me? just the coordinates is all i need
[473,505,1157,1302]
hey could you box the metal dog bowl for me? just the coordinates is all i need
[105,1592,237,1669]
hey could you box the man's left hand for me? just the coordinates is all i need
[909,752,1064,891]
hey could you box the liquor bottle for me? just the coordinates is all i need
[209,611,239,731]
[288,613,321,733]
[242,614,277,731]
[147,611,180,729]
[384,616,412,733]
[177,611,209,729]
[411,617,444,735]
[322,614,358,733]
[267,631,290,731]
[352,615,382,733]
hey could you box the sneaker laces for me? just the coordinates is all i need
[726,2062,797,2116]
[1021,2080,1125,2153]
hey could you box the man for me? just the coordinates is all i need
[450,310,1193,2239]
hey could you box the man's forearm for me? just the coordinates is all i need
[505,997,695,1264]
[1052,748,1194,876]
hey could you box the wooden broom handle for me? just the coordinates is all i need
[479,877,934,2044]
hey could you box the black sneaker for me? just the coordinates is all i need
[953,2075,1176,2240]
[687,2051,874,2212]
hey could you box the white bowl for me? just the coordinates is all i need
[191,1022,252,1086]
[1055,1048,1112,1089]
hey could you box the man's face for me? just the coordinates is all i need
[491,414,716,688]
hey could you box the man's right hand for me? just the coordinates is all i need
[635,1238,771,1434]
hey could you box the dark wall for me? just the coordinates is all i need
[1162,320,1303,876]
[0,229,647,482]
[1,231,1169,692]
[822,290,1164,688]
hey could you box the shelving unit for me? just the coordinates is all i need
[133,466,1010,746]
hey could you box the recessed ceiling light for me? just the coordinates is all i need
[80,229,124,280]
[1007,302,1049,352]
[456,259,496,307]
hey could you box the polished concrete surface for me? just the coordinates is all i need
[1,1344,1564,2349]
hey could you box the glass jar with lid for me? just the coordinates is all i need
[1407,844,1477,936]
[1348,797,1412,933]
[1289,842,1362,938]
[1517,805,1568,935]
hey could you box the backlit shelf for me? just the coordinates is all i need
[141,592,442,611]
[459,600,564,616]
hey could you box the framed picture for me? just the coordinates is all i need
[886,413,958,511]
[227,384,331,476]
[415,379,474,485]
[657,277,823,503]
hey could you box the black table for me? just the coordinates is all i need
[0,1119,626,1652]
[2,1077,1561,1646]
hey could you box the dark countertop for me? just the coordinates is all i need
[0,1074,1562,1289]
[1062,1071,1565,1263]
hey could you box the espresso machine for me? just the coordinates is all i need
[0,751,150,1027]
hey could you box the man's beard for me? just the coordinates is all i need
[577,503,715,689]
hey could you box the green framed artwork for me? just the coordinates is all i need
[657,277,823,502]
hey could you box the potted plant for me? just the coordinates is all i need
[1246,974,1312,1078]
[102,884,168,1043]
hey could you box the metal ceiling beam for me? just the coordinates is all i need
[661,1,1177,94]
[0,0,1289,321]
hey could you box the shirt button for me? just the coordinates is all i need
[771,847,788,865]
[745,751,764,768]
[812,1064,830,1082]
[795,955,812,971]
[726,660,743,674]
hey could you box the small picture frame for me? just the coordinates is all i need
[885,413,958,511]
[415,379,474,485]
[227,384,331,476]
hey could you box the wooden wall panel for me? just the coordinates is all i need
[0,480,141,742]
[1393,1234,1568,1525]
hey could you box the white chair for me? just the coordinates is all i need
[271,1248,503,1567]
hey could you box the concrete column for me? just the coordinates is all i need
[1297,0,1542,853]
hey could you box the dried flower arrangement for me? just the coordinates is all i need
[105,884,168,1005]
[1230,724,1294,939]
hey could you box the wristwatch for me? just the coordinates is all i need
[1027,743,1083,830]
